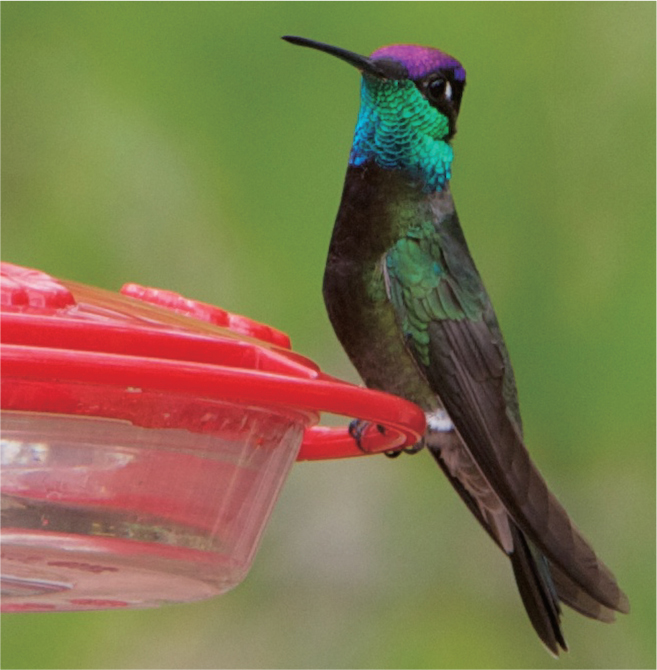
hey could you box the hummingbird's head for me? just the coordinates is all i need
[283,36,466,191]
[369,43,466,139]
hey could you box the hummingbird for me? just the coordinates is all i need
[283,36,629,654]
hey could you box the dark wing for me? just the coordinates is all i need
[426,314,628,614]
[385,220,629,616]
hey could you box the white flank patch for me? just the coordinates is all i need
[426,408,453,432]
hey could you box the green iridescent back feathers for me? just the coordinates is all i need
[385,218,483,366]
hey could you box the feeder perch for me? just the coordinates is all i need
[1,262,425,612]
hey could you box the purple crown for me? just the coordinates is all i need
[371,44,466,82]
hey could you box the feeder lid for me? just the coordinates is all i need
[1,262,425,458]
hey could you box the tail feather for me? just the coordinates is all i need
[426,439,619,653]
[509,523,567,655]
[550,566,618,623]
[428,441,565,652]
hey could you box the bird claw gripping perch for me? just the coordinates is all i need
[348,418,386,452]
[349,418,424,458]
[384,438,425,459]
[388,410,458,458]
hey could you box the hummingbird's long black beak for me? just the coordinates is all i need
[282,36,407,80]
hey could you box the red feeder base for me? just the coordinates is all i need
[1,262,426,612]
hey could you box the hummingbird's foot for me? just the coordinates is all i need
[385,437,425,458]
[384,448,403,459]
[348,419,386,452]
[385,410,453,457]
[403,439,425,454]
[349,420,423,457]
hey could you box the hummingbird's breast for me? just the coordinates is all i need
[322,163,439,410]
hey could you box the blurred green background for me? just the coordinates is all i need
[2,2,655,668]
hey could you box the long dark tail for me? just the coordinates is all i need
[427,439,568,654]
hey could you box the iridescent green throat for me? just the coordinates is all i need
[349,77,453,192]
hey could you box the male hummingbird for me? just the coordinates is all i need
[283,36,629,654]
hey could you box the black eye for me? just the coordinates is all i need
[426,77,452,104]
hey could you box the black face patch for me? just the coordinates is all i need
[414,69,466,140]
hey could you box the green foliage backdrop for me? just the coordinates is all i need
[2,3,655,668]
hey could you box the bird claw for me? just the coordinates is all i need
[349,419,424,457]
[404,438,425,455]
[385,437,425,458]
[349,419,386,452]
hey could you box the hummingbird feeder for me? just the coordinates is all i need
[1,262,425,612]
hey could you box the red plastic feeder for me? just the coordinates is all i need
[1,262,425,612]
